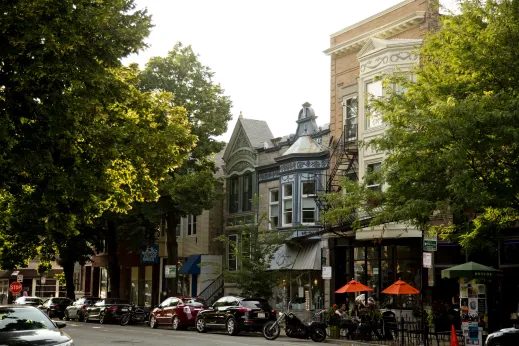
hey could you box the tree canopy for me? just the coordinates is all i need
[322,0,519,251]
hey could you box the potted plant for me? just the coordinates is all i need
[324,304,341,339]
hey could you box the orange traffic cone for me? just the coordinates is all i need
[450,325,459,346]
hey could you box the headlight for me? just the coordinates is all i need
[56,340,74,346]
[279,312,283,316]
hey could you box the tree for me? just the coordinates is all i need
[322,0,519,251]
[138,43,232,294]
[0,1,197,299]
[203,199,292,299]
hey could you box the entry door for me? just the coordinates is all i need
[191,275,198,297]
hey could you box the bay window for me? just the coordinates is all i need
[282,184,293,225]
[343,96,358,141]
[269,189,279,229]
[301,181,316,223]
[366,80,383,128]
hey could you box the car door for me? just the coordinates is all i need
[91,300,104,319]
[68,300,79,319]
[40,299,49,313]
[204,297,224,325]
[215,297,234,326]
[164,298,179,325]
[156,298,171,325]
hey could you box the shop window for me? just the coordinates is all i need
[229,176,239,213]
[366,162,382,191]
[144,266,152,307]
[242,174,253,211]
[228,234,238,271]
[130,267,139,305]
[282,184,293,225]
[269,189,279,229]
[366,80,383,128]
[187,215,197,236]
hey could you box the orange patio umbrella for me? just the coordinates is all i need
[382,280,420,295]
[335,279,374,293]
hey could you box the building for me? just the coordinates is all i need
[222,104,330,313]
[322,0,438,308]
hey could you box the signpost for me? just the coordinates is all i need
[423,232,438,251]
[10,282,22,295]
[16,275,23,283]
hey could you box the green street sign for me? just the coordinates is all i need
[423,232,437,251]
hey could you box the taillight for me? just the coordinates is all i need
[82,305,86,311]
[107,306,118,311]
[237,307,251,312]
[271,309,277,314]
[54,305,59,309]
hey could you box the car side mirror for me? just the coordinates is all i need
[55,321,66,329]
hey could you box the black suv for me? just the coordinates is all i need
[195,296,276,335]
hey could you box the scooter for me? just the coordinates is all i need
[263,302,327,342]
[120,304,147,326]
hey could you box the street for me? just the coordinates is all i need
[63,321,338,346]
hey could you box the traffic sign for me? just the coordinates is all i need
[423,231,437,251]
[10,282,22,295]
[16,275,23,283]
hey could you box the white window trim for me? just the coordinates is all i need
[176,218,183,238]
[187,215,197,236]
[366,162,382,191]
[301,181,317,225]
[282,183,293,227]
[366,80,383,129]
[269,189,279,230]
[343,95,358,141]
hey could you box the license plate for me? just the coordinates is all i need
[257,313,265,318]
[121,308,128,312]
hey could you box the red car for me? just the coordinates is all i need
[149,296,208,330]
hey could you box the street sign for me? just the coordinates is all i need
[423,231,437,251]
[322,266,332,280]
[164,265,177,278]
[16,275,23,283]
[423,252,432,268]
[10,282,22,295]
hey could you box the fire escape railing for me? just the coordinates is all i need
[197,274,224,306]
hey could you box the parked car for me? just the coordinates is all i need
[195,296,276,335]
[13,296,43,307]
[65,296,101,322]
[149,296,208,330]
[84,298,131,324]
[38,297,73,319]
[0,305,73,345]
[486,326,519,345]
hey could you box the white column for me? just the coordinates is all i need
[31,279,36,297]
[55,280,59,297]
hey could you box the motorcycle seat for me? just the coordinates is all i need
[305,321,325,327]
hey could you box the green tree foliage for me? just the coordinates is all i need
[0,1,197,299]
[204,201,292,299]
[136,43,232,294]
[322,0,519,251]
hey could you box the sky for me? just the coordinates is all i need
[125,0,457,142]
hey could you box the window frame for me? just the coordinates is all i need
[282,183,293,226]
[300,181,317,224]
[187,215,197,236]
[366,80,383,129]
[176,218,183,237]
[242,173,253,212]
[343,95,358,141]
[229,176,239,213]
[366,162,382,191]
[269,189,279,229]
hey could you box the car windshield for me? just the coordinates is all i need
[240,299,272,310]
[183,298,207,307]
[84,298,101,304]
[52,298,70,304]
[0,308,55,332]
[25,298,42,304]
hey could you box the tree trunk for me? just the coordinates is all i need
[62,260,76,301]
[165,209,179,296]
[106,220,120,298]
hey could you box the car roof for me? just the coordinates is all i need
[0,305,39,308]
[18,296,40,299]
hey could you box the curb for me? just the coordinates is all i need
[325,339,380,346]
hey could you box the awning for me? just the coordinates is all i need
[270,242,321,271]
[178,255,201,275]
[355,225,422,240]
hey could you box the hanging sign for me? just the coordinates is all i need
[423,232,437,251]
[423,252,432,268]
[140,244,159,264]
[322,266,332,280]
[164,265,177,278]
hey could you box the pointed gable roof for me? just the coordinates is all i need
[223,116,274,162]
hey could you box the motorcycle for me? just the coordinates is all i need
[120,304,147,326]
[263,306,327,342]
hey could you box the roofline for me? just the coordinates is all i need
[330,0,416,39]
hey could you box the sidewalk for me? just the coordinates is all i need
[325,339,379,346]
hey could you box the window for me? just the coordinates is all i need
[343,96,358,141]
[301,181,316,224]
[229,176,239,213]
[175,219,182,237]
[366,162,382,191]
[269,189,279,229]
[282,184,293,225]
[242,174,253,211]
[366,81,383,128]
[241,233,251,259]
[228,234,238,271]
[187,215,197,236]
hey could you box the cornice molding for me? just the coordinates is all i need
[324,11,425,57]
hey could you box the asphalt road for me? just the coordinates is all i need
[64,321,340,346]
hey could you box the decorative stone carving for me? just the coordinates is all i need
[389,52,418,62]
[360,55,388,72]
[280,160,329,172]
[259,171,280,182]
[231,130,250,152]
[280,162,297,172]
[281,174,295,183]
[229,160,254,173]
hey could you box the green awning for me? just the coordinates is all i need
[441,261,503,279]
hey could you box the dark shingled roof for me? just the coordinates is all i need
[240,118,274,148]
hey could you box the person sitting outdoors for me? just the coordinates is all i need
[335,303,348,320]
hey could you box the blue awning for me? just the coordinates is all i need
[178,255,201,275]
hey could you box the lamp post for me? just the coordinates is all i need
[39,276,46,298]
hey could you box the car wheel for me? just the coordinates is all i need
[149,315,158,329]
[171,315,181,330]
[226,316,239,336]
[99,311,106,324]
[196,316,207,333]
